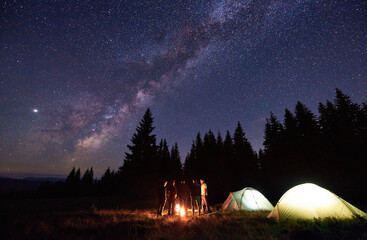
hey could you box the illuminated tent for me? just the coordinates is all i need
[267,183,367,221]
[222,187,274,211]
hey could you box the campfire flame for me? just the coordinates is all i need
[175,204,180,214]
[180,206,185,217]
[175,204,186,217]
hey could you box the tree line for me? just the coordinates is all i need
[38,109,183,199]
[260,89,367,202]
[38,89,367,204]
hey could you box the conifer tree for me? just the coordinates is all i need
[65,167,81,196]
[295,102,318,138]
[222,130,234,189]
[66,167,76,185]
[263,112,283,152]
[81,167,94,185]
[223,131,233,158]
[318,100,337,137]
[216,131,225,173]
[119,108,158,199]
[203,130,217,180]
[217,131,223,147]
[183,141,195,179]
[214,131,227,201]
[123,108,157,168]
[170,143,182,180]
[157,139,171,180]
[194,132,204,178]
[75,168,81,182]
[81,167,94,195]
[284,109,297,137]
[258,149,264,168]
[232,122,257,188]
[100,167,118,195]
[101,167,112,183]
[321,89,366,196]
[261,112,284,195]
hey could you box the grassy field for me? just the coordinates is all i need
[1,196,366,240]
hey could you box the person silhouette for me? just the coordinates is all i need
[167,180,177,216]
[200,179,209,213]
[191,179,201,216]
[157,180,167,216]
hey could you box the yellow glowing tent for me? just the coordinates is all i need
[267,183,367,221]
[222,187,274,211]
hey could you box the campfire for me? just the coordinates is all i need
[175,204,186,217]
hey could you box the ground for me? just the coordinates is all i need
[0,195,366,240]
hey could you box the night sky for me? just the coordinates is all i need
[1,0,366,178]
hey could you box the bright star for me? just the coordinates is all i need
[33,109,39,113]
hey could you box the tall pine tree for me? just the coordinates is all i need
[119,108,158,199]
[170,143,183,180]
[232,122,257,189]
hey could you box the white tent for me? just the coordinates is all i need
[222,187,274,211]
[267,183,367,221]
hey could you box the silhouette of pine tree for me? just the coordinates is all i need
[261,112,284,199]
[203,130,217,180]
[157,139,171,181]
[214,131,228,202]
[170,143,183,180]
[101,167,112,183]
[317,89,367,200]
[118,108,158,200]
[261,89,367,203]
[81,167,94,195]
[98,167,119,195]
[66,167,76,185]
[81,167,94,185]
[222,130,234,191]
[293,102,320,181]
[183,141,196,179]
[195,132,204,177]
[232,122,257,190]
[75,168,81,182]
[64,167,81,196]
[263,112,283,152]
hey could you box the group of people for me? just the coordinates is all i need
[157,179,209,217]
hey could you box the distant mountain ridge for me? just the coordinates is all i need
[0,176,65,192]
[23,177,65,182]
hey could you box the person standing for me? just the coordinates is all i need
[167,180,177,216]
[157,180,167,216]
[200,179,209,213]
[191,179,201,216]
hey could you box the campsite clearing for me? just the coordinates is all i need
[1,196,366,240]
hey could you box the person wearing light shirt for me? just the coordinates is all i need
[200,179,208,213]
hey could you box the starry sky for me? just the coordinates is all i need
[1,0,366,178]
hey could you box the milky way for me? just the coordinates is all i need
[1,0,366,177]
